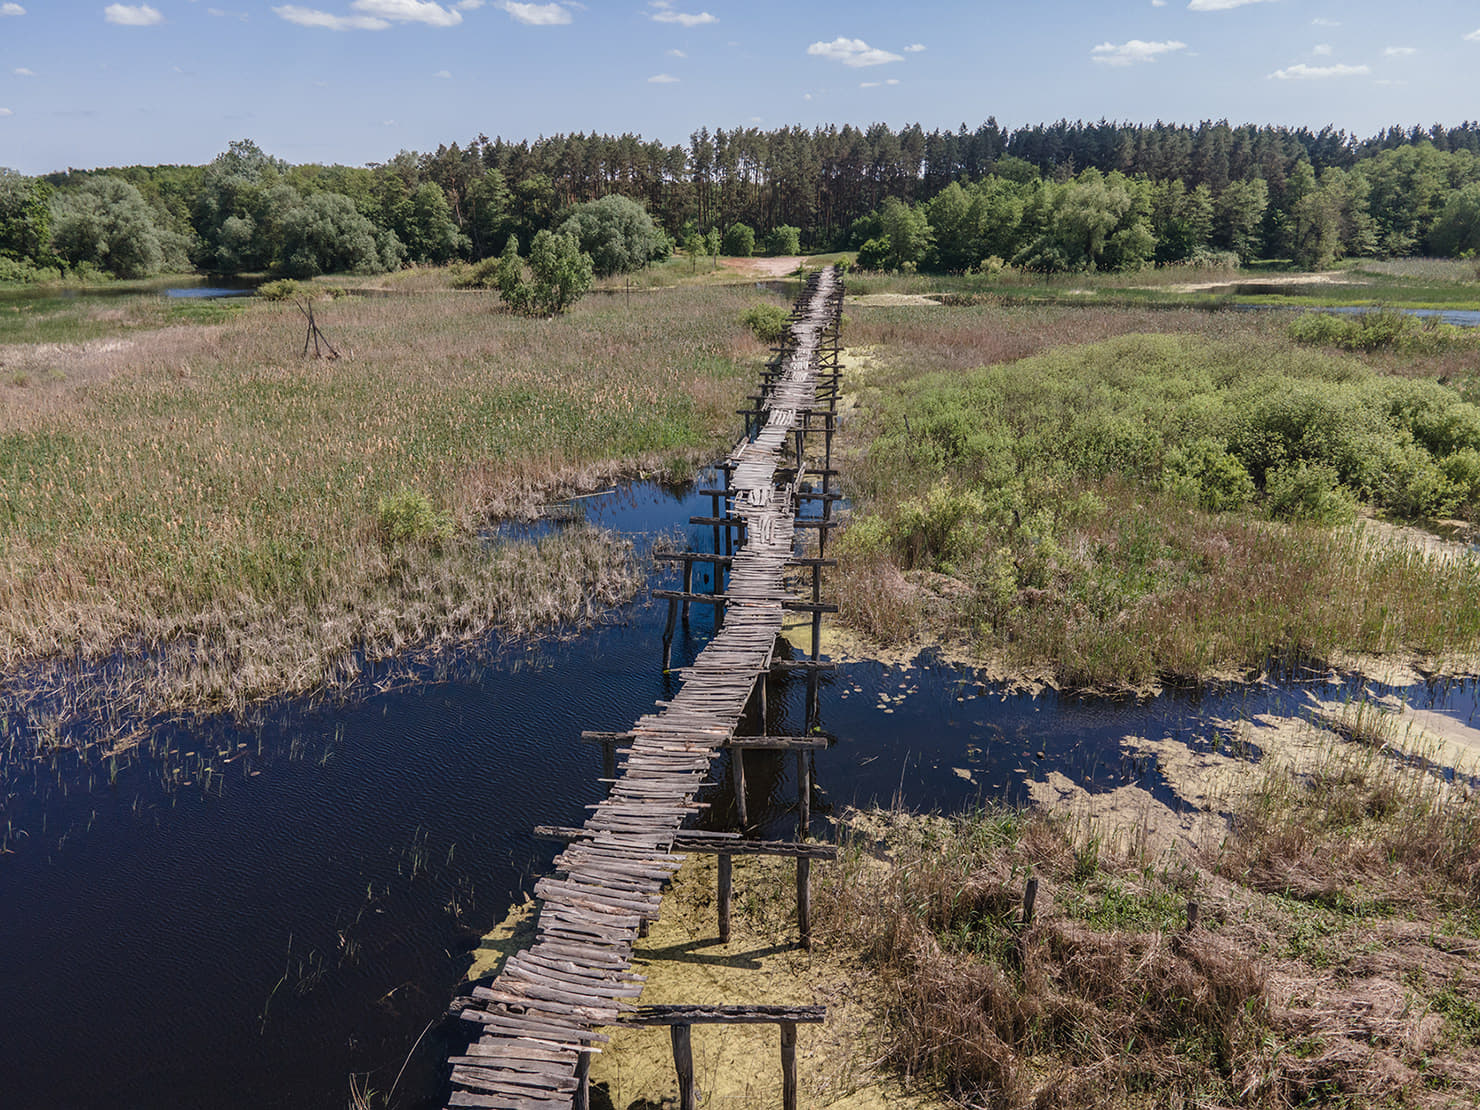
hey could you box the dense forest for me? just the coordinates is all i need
[4,117,1480,283]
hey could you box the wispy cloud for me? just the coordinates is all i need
[455,0,482,8]
[14,66,35,76]
[499,1,569,25]
[0,108,13,117]
[1312,43,1331,56]
[903,43,925,53]
[807,37,903,67]
[1383,45,1417,56]
[353,0,461,25]
[1090,38,1187,66]
[647,73,678,83]
[665,48,685,57]
[1268,61,1369,79]
[275,0,463,29]
[1312,17,1339,26]
[274,5,389,29]
[0,3,25,15]
[648,1,714,27]
[1466,28,1480,42]
[433,68,451,77]
[1188,0,1275,9]
[105,4,164,25]
[859,78,900,88]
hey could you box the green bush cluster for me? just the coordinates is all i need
[739,303,789,344]
[1287,309,1480,354]
[374,488,453,549]
[256,278,301,302]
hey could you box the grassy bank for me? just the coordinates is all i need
[0,281,776,738]
[817,727,1480,1107]
[834,305,1480,688]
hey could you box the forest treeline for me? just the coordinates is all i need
[5,117,1480,283]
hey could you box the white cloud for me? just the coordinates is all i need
[1375,78,1407,86]
[1312,17,1339,26]
[802,91,812,100]
[499,1,569,25]
[903,43,925,52]
[1312,43,1331,56]
[647,72,678,82]
[648,1,714,27]
[353,0,461,25]
[0,108,12,116]
[0,3,25,14]
[433,68,452,77]
[455,0,482,7]
[1466,28,1480,42]
[665,48,685,57]
[1383,46,1417,56]
[105,4,164,25]
[14,66,34,76]
[807,37,903,67]
[1188,0,1275,9]
[1090,38,1187,66]
[859,78,900,88]
[1268,61,1370,79]
[1151,0,1166,5]
[274,5,389,28]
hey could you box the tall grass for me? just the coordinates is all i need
[0,283,768,737]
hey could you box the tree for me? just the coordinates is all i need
[275,191,394,277]
[722,222,755,257]
[876,196,932,270]
[855,236,891,271]
[0,170,52,263]
[1429,182,1480,256]
[401,182,465,264]
[764,225,801,256]
[925,181,974,271]
[50,175,165,278]
[557,194,665,276]
[494,230,592,315]
[1212,177,1268,260]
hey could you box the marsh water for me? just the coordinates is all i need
[3,476,1479,1109]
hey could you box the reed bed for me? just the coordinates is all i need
[0,283,769,739]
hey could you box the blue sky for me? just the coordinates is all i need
[1,0,1477,175]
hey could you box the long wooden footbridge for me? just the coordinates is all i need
[442,267,846,1110]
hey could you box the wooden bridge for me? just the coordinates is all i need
[444,266,845,1110]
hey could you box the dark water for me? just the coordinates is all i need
[2,475,1477,1109]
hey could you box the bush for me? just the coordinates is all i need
[375,489,453,548]
[856,235,892,272]
[1264,462,1356,524]
[1161,437,1256,511]
[256,279,301,302]
[721,222,755,258]
[739,303,789,344]
[764,225,801,256]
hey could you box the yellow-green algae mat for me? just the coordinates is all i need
[467,853,947,1109]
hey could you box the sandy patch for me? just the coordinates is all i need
[1356,514,1478,564]
[1151,270,1361,295]
[716,256,805,279]
[466,855,947,1110]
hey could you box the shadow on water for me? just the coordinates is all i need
[1,469,1477,1109]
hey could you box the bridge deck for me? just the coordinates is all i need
[445,267,843,1110]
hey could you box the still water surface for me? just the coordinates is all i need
[2,474,1477,1109]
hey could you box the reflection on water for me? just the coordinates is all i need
[0,471,1476,1108]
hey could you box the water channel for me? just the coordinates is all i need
[4,470,1479,1108]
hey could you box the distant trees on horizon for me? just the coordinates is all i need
[3,117,1480,282]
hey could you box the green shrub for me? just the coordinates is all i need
[1161,437,1256,511]
[764,225,801,256]
[257,279,301,302]
[375,489,453,548]
[740,303,789,344]
[452,255,500,289]
[721,222,755,258]
[856,236,892,271]
[1264,462,1356,524]
[891,481,988,573]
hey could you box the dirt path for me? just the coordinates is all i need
[716,256,805,278]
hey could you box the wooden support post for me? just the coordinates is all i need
[681,559,694,625]
[672,1023,697,1110]
[1021,876,1039,928]
[797,752,811,836]
[797,752,812,949]
[661,596,678,671]
[602,740,616,782]
[1186,900,1199,932]
[574,1049,591,1110]
[718,853,732,943]
[780,1022,799,1110]
[732,748,749,828]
